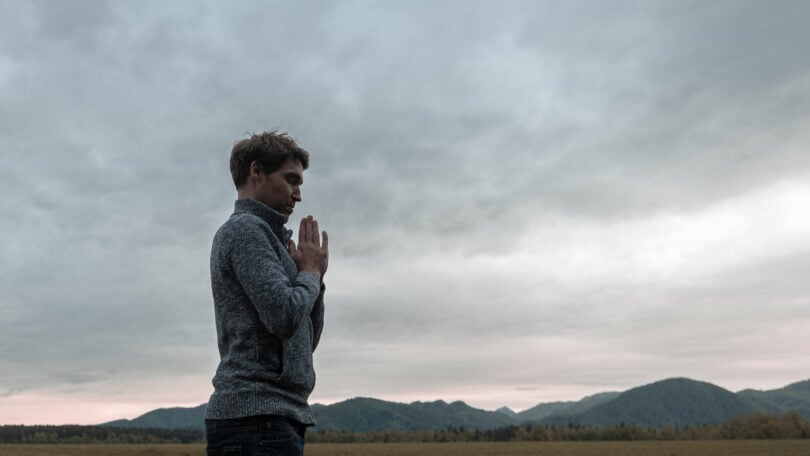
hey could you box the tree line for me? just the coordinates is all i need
[2,411,807,444]
[0,425,203,444]
[306,411,810,443]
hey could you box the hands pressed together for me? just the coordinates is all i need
[288,215,329,280]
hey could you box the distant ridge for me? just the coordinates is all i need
[540,378,760,428]
[311,397,514,432]
[738,379,810,418]
[514,391,620,422]
[495,406,517,418]
[102,404,207,431]
[97,377,810,432]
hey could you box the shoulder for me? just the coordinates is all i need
[214,212,275,249]
[221,212,271,235]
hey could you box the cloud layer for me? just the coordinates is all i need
[1,0,809,424]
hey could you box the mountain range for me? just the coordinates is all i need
[101,377,810,432]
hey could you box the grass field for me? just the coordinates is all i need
[2,440,810,455]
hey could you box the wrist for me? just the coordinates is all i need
[301,268,321,279]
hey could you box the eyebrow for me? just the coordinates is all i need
[285,173,303,184]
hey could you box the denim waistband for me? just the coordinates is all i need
[206,414,306,439]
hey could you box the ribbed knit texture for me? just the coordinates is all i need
[205,199,324,425]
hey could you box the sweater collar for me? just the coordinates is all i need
[234,199,293,243]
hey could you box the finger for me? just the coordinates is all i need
[303,216,312,243]
[299,217,306,245]
[312,219,320,245]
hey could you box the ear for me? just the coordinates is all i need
[249,160,263,182]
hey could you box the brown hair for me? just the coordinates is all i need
[229,130,310,188]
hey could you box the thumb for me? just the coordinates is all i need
[288,239,296,253]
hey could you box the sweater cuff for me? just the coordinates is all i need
[296,271,321,294]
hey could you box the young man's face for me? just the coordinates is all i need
[254,158,304,221]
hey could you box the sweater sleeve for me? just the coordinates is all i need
[228,221,321,338]
[311,284,325,351]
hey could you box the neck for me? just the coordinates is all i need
[236,185,257,200]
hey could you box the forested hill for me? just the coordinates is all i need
[539,378,758,428]
[96,377,810,432]
[738,379,810,417]
[102,404,207,431]
[515,391,621,422]
[311,398,514,432]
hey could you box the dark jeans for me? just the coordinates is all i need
[205,415,306,456]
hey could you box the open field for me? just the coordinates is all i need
[2,441,810,455]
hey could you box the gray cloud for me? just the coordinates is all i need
[1,0,809,422]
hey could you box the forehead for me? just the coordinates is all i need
[273,158,304,176]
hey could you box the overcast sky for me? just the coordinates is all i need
[2,0,809,425]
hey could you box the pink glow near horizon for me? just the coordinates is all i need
[3,375,805,425]
[0,393,203,426]
[3,384,607,425]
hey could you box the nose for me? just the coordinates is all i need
[293,186,302,202]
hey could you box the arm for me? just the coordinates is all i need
[289,216,329,350]
[311,284,325,351]
[229,221,321,338]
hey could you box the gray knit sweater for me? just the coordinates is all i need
[205,199,324,425]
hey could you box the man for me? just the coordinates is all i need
[205,130,328,456]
